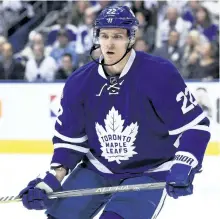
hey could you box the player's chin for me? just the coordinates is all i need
[104,55,117,63]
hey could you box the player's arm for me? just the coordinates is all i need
[148,59,211,198]
[19,74,89,210]
[50,75,89,174]
[149,61,210,165]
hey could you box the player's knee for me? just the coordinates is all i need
[100,211,124,219]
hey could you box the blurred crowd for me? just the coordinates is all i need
[0,0,219,81]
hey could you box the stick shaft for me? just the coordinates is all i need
[0,182,165,204]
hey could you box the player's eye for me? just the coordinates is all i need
[99,34,108,39]
[113,35,123,39]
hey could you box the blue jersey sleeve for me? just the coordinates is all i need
[148,59,210,164]
[50,74,89,169]
[148,60,204,134]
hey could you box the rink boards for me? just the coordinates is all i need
[0,82,219,155]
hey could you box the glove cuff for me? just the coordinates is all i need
[35,171,62,193]
[174,151,198,168]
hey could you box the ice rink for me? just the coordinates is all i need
[0,154,220,219]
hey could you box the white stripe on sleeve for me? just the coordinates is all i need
[189,125,211,132]
[54,130,88,143]
[168,112,206,135]
[54,143,90,153]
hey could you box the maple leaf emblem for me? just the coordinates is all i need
[95,107,138,164]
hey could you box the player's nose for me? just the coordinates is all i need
[106,37,115,48]
[106,42,114,50]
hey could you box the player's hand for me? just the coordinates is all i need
[166,151,200,199]
[19,171,62,210]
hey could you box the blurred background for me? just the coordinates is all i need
[0,0,218,81]
[0,1,219,219]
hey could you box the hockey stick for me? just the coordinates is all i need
[0,182,165,204]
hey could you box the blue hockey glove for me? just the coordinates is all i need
[166,151,201,199]
[19,170,62,210]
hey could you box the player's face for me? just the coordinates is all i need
[99,28,129,64]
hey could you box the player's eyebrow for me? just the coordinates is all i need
[100,29,126,35]
[99,32,124,36]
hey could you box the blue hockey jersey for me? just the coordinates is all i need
[51,49,210,178]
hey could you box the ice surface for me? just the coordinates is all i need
[0,155,219,219]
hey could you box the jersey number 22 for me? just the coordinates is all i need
[176,87,198,114]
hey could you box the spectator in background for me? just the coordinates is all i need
[47,12,77,46]
[182,0,201,25]
[130,0,157,27]
[156,6,191,48]
[20,31,52,61]
[55,53,77,80]
[130,1,151,22]
[0,42,25,79]
[25,44,57,82]
[214,29,219,59]
[188,42,219,80]
[0,0,22,34]
[0,35,7,61]
[153,30,183,71]
[192,6,218,42]
[71,1,91,26]
[135,11,156,53]
[50,29,78,67]
[181,30,208,78]
[201,0,219,25]
[166,0,188,12]
[134,38,149,53]
[75,5,96,66]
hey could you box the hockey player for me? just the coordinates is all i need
[19,6,211,219]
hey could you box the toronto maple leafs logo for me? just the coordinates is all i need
[95,107,139,164]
